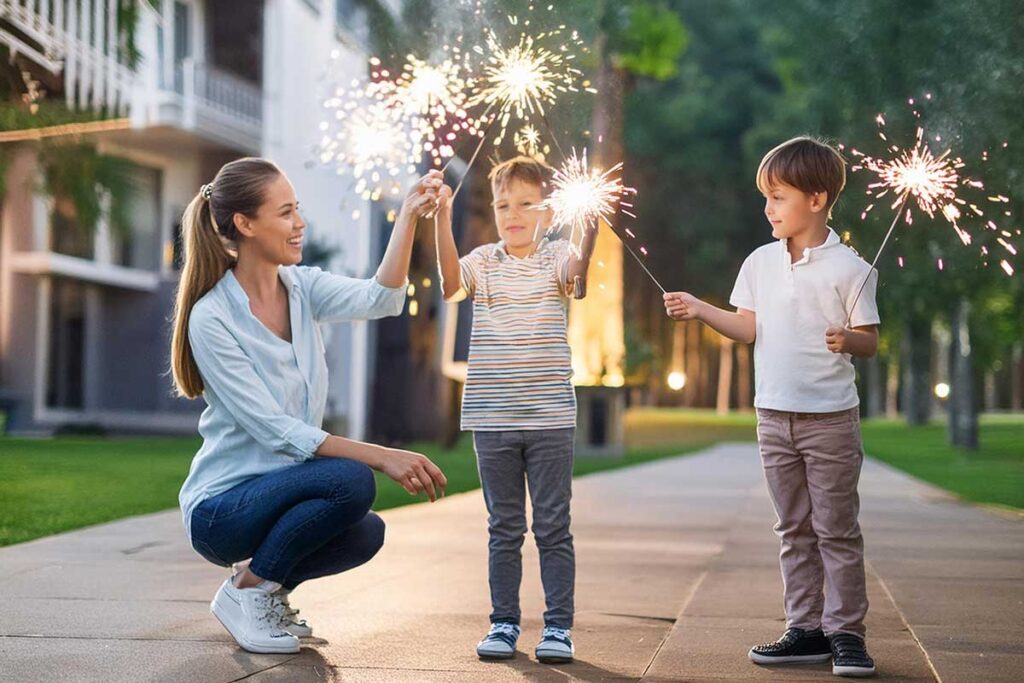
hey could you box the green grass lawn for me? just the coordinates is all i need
[0,411,753,548]
[1,409,1020,547]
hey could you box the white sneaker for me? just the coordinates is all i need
[536,626,574,663]
[210,578,300,654]
[476,622,521,659]
[271,588,313,638]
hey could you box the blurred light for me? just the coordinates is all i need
[667,371,687,391]
[407,284,416,296]
[602,372,625,388]
[934,382,950,399]
[408,299,419,317]
[422,277,432,288]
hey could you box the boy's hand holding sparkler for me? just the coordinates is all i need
[824,325,878,357]
[663,292,756,345]
[663,291,702,321]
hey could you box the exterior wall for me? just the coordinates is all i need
[1,0,396,437]
[262,0,395,440]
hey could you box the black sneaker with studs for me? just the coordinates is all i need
[829,633,876,677]
[748,627,833,665]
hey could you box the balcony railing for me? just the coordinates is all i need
[172,59,263,127]
[0,0,134,114]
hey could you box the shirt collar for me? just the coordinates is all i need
[783,227,841,267]
[223,267,297,308]
[491,237,552,261]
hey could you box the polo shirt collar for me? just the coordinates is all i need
[784,227,841,267]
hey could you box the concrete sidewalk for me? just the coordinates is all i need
[1,443,1021,682]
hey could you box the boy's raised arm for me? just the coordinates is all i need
[434,186,464,302]
[566,224,598,299]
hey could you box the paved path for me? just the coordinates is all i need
[1,443,1021,682]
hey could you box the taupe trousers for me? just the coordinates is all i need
[756,407,868,637]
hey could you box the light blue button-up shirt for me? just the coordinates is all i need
[178,265,406,540]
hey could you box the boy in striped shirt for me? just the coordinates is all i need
[435,156,596,664]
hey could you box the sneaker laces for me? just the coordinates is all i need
[252,592,284,629]
[483,622,520,643]
[541,626,571,641]
[273,592,302,621]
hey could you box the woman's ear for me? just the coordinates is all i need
[233,212,254,238]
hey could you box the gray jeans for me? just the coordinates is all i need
[756,407,868,637]
[473,428,575,628]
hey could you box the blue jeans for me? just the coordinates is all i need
[189,457,384,590]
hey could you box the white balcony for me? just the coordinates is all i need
[137,57,263,154]
[0,0,135,114]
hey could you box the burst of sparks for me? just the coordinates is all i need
[849,105,1019,276]
[545,149,632,255]
[317,78,418,201]
[469,17,593,145]
[513,125,548,159]
[390,52,481,166]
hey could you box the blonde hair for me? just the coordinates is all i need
[489,155,554,195]
[170,157,282,398]
[756,136,847,212]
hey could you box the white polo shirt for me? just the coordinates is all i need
[729,228,880,413]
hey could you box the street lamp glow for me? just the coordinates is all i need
[934,382,950,399]
[667,371,687,391]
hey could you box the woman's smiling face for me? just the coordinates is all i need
[236,174,306,266]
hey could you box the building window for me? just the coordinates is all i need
[174,1,192,65]
[46,279,85,410]
[50,198,94,261]
[112,163,162,272]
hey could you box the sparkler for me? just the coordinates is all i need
[514,124,549,159]
[844,100,1019,324]
[545,149,665,293]
[391,52,481,167]
[469,18,591,148]
[317,78,418,201]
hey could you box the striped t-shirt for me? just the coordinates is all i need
[459,238,576,431]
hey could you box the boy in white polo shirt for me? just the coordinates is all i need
[664,137,880,678]
[434,156,596,664]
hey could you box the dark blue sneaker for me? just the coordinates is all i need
[535,626,574,663]
[476,622,520,659]
[830,633,876,677]
[748,627,833,664]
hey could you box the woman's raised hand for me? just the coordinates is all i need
[402,170,445,218]
[378,447,448,502]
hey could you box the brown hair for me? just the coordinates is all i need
[170,157,282,398]
[488,155,554,195]
[756,136,847,212]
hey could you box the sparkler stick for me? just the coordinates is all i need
[845,192,910,327]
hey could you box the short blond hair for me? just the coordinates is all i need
[488,155,554,195]
[756,136,846,211]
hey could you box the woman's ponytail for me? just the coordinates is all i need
[169,157,282,398]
